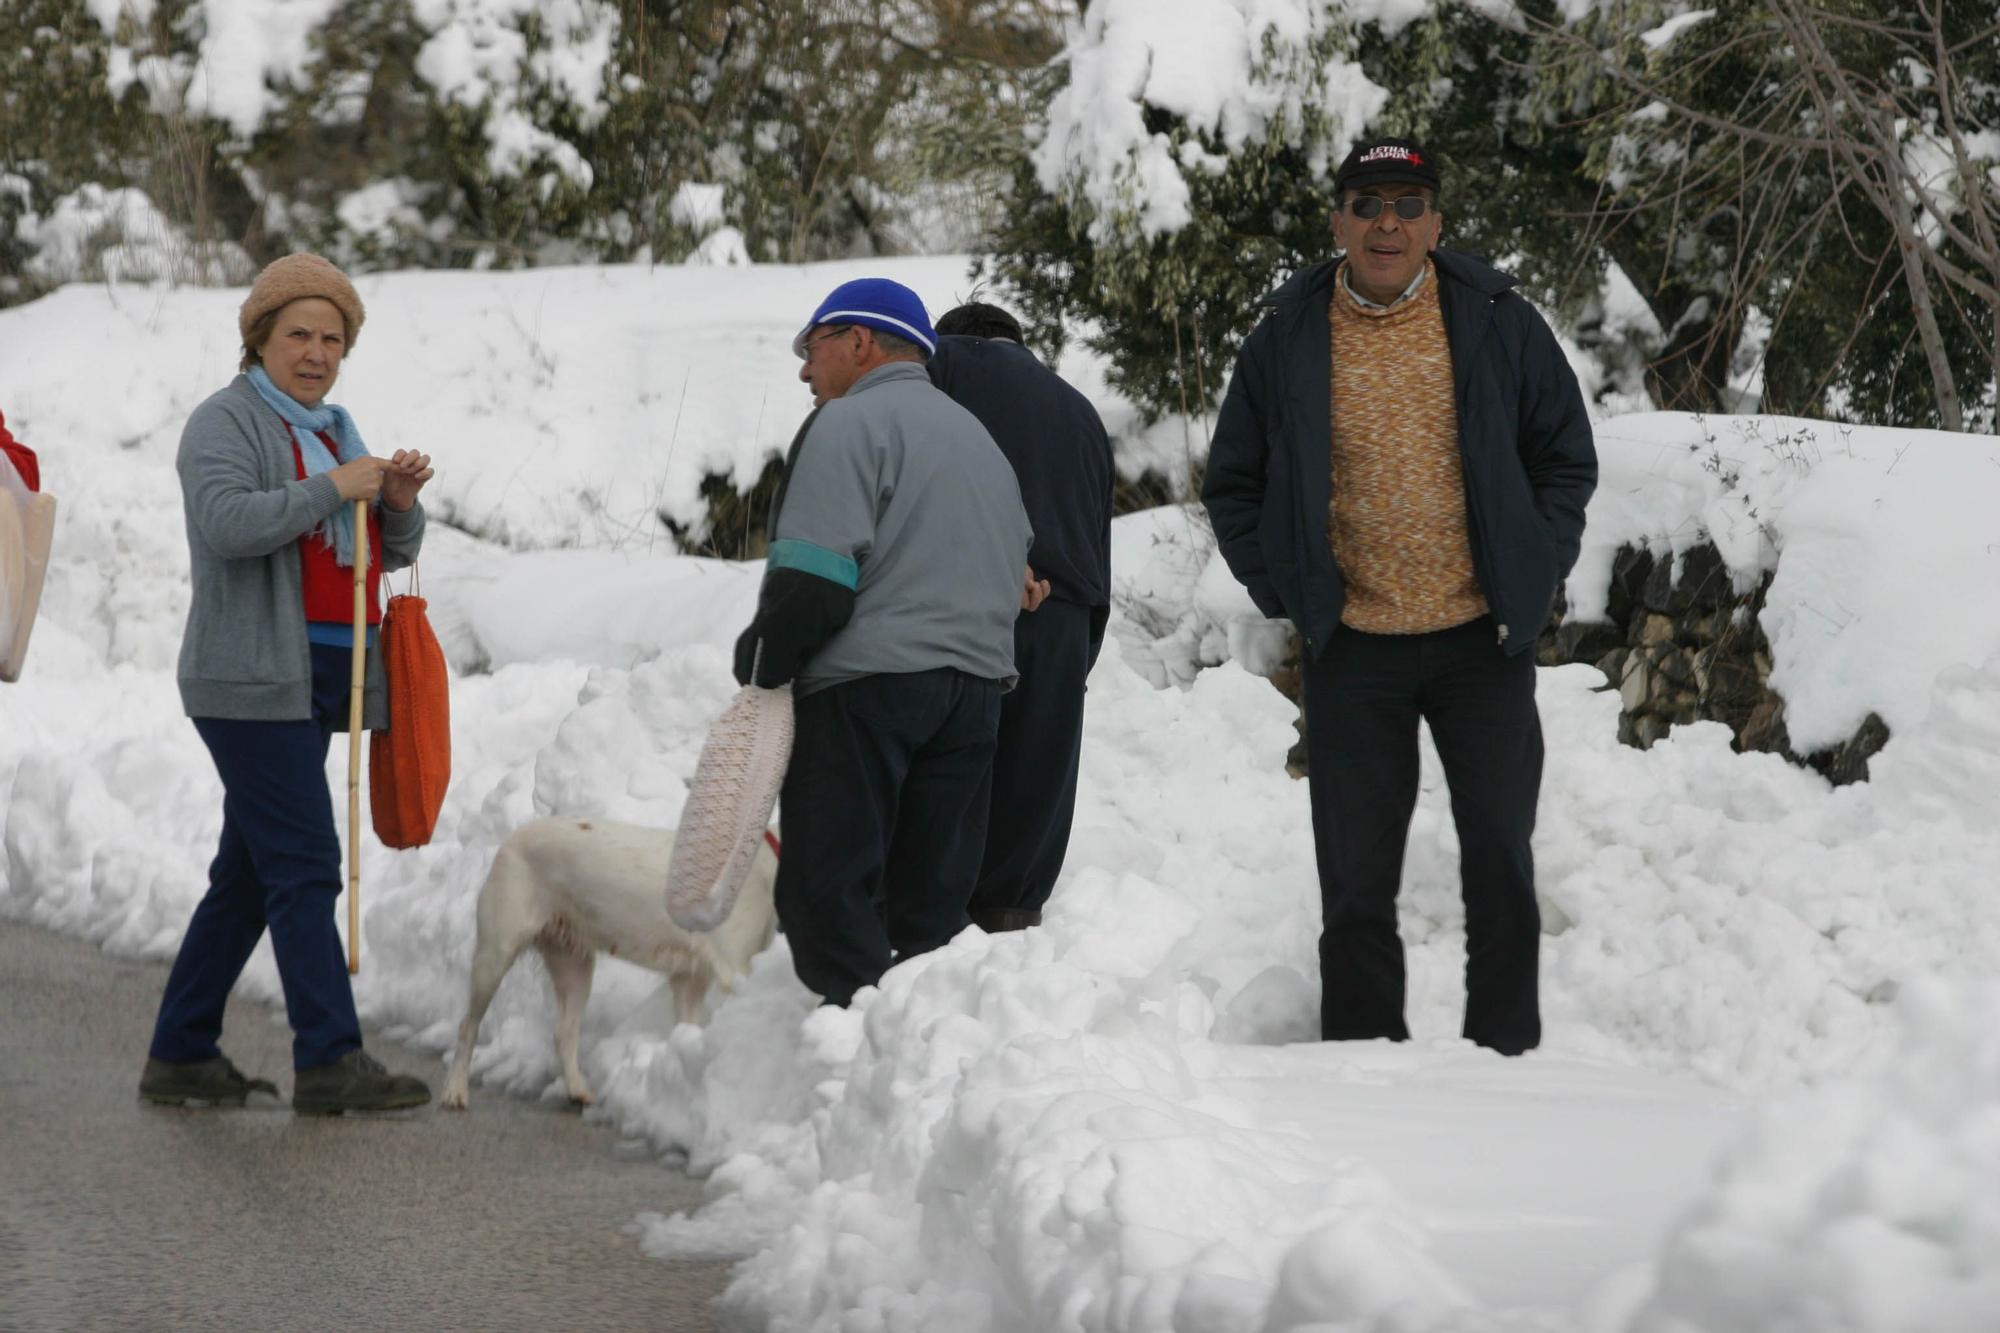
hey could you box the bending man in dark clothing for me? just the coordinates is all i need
[928,303,1114,933]
[734,278,1032,1005]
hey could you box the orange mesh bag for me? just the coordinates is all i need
[666,682,793,931]
[369,574,451,848]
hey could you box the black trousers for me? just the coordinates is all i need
[970,600,1105,923]
[777,668,1002,1006]
[1301,616,1544,1054]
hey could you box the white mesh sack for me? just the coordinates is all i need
[666,682,794,931]
[0,459,55,684]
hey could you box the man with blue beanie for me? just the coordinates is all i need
[734,277,1033,1006]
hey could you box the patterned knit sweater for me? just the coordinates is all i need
[1328,260,1489,634]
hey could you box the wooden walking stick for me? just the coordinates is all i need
[347,499,368,975]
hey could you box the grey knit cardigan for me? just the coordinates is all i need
[176,375,425,728]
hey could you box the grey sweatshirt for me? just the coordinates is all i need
[773,361,1032,695]
[176,375,425,727]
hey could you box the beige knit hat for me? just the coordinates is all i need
[238,252,366,351]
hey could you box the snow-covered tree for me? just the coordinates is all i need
[632,0,1066,264]
[989,0,1391,426]
[991,0,1996,433]
[1,0,1070,293]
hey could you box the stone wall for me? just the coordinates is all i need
[1539,543,1889,786]
[1263,541,1891,787]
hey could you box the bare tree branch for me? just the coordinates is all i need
[1523,0,1996,430]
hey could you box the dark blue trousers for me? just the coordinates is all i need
[970,600,1104,921]
[149,644,364,1072]
[1301,616,1544,1055]
[776,668,1001,1007]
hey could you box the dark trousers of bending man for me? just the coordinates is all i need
[928,309,1113,932]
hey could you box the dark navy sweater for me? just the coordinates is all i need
[927,336,1113,608]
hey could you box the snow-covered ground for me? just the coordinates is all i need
[3,258,1998,1332]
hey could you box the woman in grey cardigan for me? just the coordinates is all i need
[139,254,437,1115]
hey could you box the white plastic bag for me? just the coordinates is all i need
[666,682,794,931]
[0,454,55,683]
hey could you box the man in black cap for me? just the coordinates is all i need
[1201,136,1597,1054]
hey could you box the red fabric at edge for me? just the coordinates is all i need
[0,411,40,492]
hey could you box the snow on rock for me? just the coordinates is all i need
[1573,414,2000,752]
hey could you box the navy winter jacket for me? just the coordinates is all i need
[1201,247,1597,659]
[927,335,1113,609]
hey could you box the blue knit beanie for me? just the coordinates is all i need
[792,278,937,359]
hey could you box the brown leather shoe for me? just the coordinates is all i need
[138,1055,280,1107]
[292,1049,431,1115]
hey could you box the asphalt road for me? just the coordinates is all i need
[0,919,736,1332]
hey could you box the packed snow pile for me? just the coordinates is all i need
[1632,979,2000,1333]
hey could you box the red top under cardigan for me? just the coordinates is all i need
[290,426,383,627]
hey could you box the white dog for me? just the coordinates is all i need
[440,817,778,1110]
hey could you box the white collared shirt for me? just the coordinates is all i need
[1341,262,1428,310]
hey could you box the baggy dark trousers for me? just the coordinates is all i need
[1301,617,1544,1054]
[777,668,1002,1007]
[149,643,365,1072]
[970,600,1104,923]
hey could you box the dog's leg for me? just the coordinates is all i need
[441,927,530,1111]
[668,963,712,1029]
[539,943,598,1106]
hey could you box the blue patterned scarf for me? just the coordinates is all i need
[247,364,372,566]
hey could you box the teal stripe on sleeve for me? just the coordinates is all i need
[767,538,859,590]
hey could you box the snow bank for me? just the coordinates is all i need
[0,259,1161,577]
[1573,414,2000,751]
[1631,980,2000,1333]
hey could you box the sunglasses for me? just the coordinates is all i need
[1344,195,1435,221]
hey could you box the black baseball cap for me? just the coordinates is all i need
[1333,137,1441,196]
